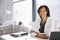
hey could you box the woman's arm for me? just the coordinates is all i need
[35,34,49,39]
[31,30,49,39]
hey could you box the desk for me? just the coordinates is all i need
[0,32,49,40]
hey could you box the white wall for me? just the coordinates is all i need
[13,0,32,27]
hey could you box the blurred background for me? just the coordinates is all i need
[0,0,60,35]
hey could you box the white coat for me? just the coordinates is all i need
[31,17,55,37]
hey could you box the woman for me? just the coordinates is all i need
[31,5,55,39]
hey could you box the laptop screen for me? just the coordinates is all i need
[50,32,60,40]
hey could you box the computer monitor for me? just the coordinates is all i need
[50,32,60,40]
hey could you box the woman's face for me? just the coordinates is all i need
[39,7,47,18]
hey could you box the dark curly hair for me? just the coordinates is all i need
[38,5,50,17]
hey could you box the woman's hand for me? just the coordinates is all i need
[31,30,36,33]
[31,30,39,34]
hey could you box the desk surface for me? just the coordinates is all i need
[0,32,49,40]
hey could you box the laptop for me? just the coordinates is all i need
[49,32,60,40]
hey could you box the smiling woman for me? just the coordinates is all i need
[30,0,60,39]
[30,5,55,39]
